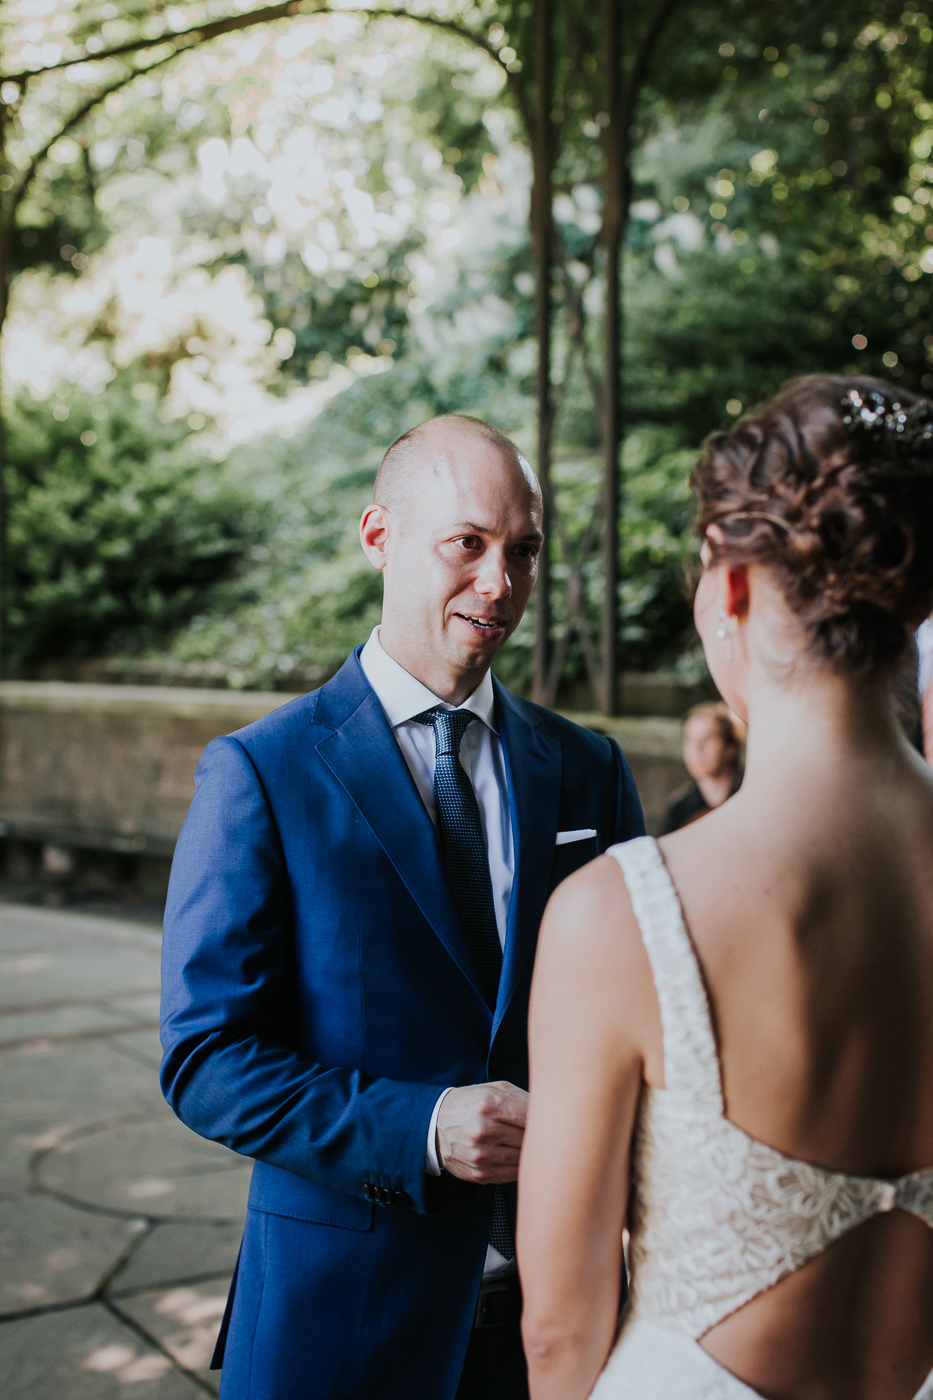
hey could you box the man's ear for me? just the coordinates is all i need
[725,563,750,621]
[360,504,391,570]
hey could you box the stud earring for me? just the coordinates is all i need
[716,610,736,661]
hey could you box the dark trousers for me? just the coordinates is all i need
[454,1319,529,1400]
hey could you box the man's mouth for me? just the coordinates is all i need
[455,613,507,638]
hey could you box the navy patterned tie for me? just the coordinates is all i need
[414,706,514,1261]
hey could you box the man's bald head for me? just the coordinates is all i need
[359,412,543,702]
[374,415,538,515]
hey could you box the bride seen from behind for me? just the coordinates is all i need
[518,375,933,1400]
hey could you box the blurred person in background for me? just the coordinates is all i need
[659,701,743,834]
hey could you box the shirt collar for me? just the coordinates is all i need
[359,626,497,733]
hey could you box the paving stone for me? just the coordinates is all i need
[109,1028,165,1071]
[0,904,163,953]
[0,1040,165,1201]
[0,1001,146,1049]
[0,904,243,1395]
[0,1195,142,1316]
[113,1222,242,1294]
[108,994,163,1021]
[2,1037,163,1123]
[0,942,161,1009]
[0,1127,38,1200]
[2,1037,162,1146]
[0,926,75,956]
[116,1282,229,1393]
[0,1301,203,1398]
[0,905,161,1010]
[38,1115,251,1222]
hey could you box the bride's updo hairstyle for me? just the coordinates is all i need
[691,374,933,677]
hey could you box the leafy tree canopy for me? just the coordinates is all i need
[5,0,933,690]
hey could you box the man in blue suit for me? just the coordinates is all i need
[160,415,644,1400]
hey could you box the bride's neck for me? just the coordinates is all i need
[740,664,906,794]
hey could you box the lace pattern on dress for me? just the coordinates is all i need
[608,836,933,1342]
[613,835,722,1110]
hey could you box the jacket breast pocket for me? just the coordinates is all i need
[548,835,599,893]
[248,1159,374,1230]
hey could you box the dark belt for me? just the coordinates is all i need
[474,1273,522,1330]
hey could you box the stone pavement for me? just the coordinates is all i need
[0,901,250,1397]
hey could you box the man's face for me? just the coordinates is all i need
[364,432,543,696]
[682,714,735,782]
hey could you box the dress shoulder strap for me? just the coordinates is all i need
[608,836,723,1108]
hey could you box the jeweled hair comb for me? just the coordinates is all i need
[841,387,933,454]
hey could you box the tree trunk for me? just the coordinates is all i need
[531,0,554,706]
[0,196,10,680]
[598,0,624,717]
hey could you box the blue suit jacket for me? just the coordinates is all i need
[160,650,644,1400]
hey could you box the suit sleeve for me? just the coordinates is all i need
[159,735,443,1215]
[610,737,646,842]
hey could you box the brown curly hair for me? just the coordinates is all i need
[691,374,933,676]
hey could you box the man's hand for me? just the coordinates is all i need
[436,1081,529,1183]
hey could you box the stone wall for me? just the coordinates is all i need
[0,683,688,868]
[0,682,297,860]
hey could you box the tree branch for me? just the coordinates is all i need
[2,2,320,83]
[1,2,530,133]
[370,11,530,134]
[620,0,682,159]
[10,44,188,221]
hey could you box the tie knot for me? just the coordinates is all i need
[413,707,475,757]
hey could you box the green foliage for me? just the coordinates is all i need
[13,0,933,694]
[408,54,498,192]
[622,16,933,433]
[158,369,698,692]
[620,430,698,668]
[166,362,444,689]
[5,377,269,672]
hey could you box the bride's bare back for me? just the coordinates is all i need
[662,720,933,1396]
[518,374,933,1400]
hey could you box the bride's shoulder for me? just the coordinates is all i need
[541,846,641,943]
[533,849,661,1052]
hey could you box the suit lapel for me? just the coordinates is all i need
[314,653,491,1008]
[493,681,562,1036]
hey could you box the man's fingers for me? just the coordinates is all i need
[449,1132,523,1164]
[442,1151,521,1185]
[480,1085,527,1128]
[488,1080,529,1102]
[490,1095,528,1127]
[475,1123,524,1150]
[444,1162,519,1185]
[495,1125,525,1149]
[435,1082,529,1177]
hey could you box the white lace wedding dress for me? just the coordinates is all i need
[589,836,933,1400]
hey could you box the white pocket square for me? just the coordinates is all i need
[555,829,597,846]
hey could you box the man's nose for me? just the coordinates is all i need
[474,550,512,598]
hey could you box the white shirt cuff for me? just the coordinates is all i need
[425,1086,455,1176]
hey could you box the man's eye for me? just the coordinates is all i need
[457,536,481,550]
[513,545,536,558]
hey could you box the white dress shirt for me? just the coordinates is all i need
[359,626,515,1277]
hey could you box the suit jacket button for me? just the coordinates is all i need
[362,1182,374,1201]
[376,1186,389,1205]
[395,1190,413,1209]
